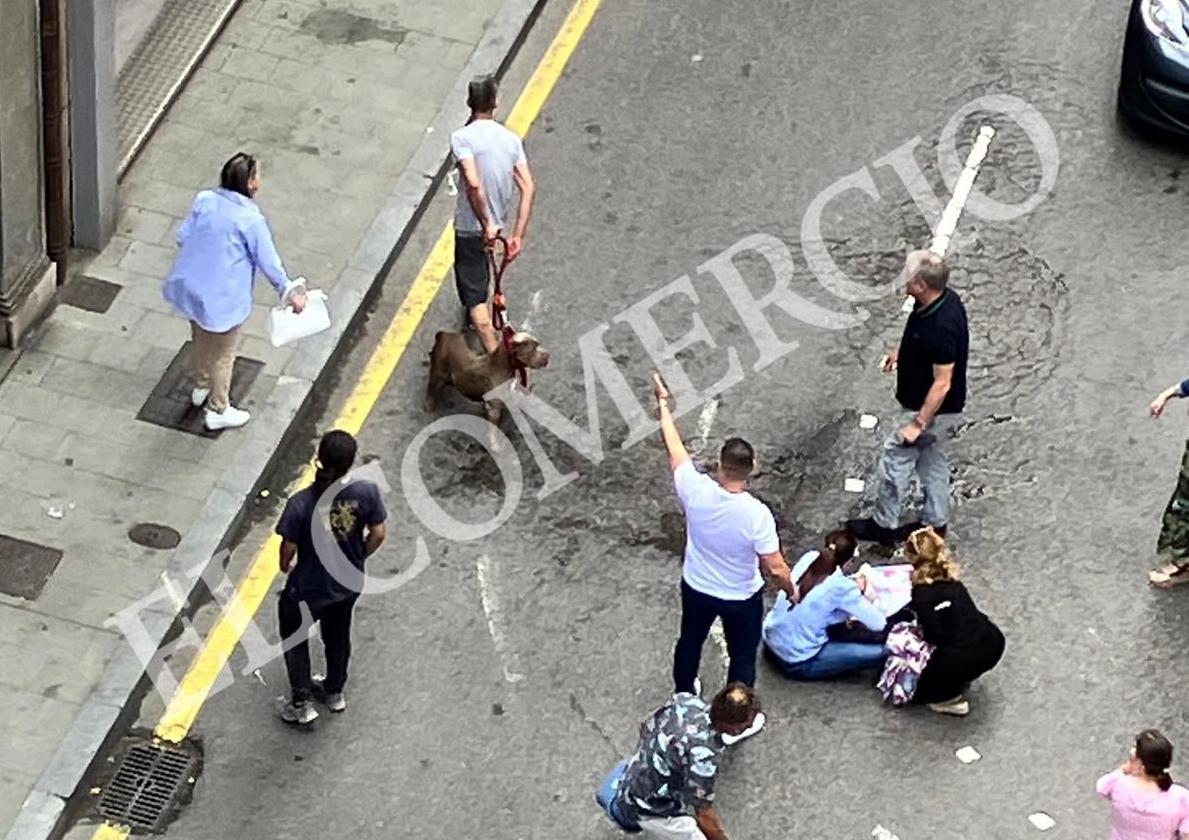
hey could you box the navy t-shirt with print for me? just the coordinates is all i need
[896,288,969,414]
[276,480,386,608]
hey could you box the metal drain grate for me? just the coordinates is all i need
[117,0,244,176]
[98,743,197,830]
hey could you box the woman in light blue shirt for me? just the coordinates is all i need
[762,531,888,680]
[164,153,305,431]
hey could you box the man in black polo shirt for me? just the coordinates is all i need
[848,250,968,545]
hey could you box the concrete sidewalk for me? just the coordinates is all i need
[0,0,542,836]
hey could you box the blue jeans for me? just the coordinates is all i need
[765,640,888,680]
[596,759,641,833]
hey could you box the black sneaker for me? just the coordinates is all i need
[845,517,900,546]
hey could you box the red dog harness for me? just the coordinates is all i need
[487,236,528,388]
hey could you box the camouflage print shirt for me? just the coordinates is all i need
[616,693,723,820]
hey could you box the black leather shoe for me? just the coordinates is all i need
[845,517,899,546]
[897,521,947,541]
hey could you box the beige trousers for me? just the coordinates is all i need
[188,321,239,412]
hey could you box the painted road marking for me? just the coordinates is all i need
[476,555,526,683]
[693,397,720,455]
[90,1,602,836]
[930,125,995,258]
[709,619,729,664]
[898,124,996,313]
[520,288,544,333]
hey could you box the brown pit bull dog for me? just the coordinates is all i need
[424,330,551,433]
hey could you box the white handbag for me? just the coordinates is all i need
[269,289,330,347]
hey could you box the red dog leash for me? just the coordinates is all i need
[486,235,528,388]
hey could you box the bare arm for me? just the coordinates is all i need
[279,540,297,574]
[364,522,387,558]
[507,161,535,258]
[653,374,690,470]
[694,806,730,840]
[457,158,496,239]
[759,550,796,600]
[1151,380,1189,417]
[900,362,953,443]
[915,362,953,427]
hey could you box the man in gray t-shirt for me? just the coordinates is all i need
[449,75,536,354]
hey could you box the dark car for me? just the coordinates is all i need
[1118,0,1189,136]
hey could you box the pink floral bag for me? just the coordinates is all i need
[877,621,935,706]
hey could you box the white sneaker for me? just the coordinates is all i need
[204,405,250,431]
[278,699,318,727]
[927,696,970,717]
[191,387,210,407]
[721,711,765,746]
[312,678,346,713]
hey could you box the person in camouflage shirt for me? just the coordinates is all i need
[1148,378,1189,588]
[615,683,760,840]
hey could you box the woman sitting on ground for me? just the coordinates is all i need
[1098,728,1189,839]
[904,527,1005,716]
[762,530,889,680]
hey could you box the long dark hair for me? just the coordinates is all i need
[220,152,257,198]
[1136,728,1175,792]
[797,530,858,600]
[313,430,357,493]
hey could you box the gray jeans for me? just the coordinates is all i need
[873,410,961,529]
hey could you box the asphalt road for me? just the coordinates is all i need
[90,0,1189,838]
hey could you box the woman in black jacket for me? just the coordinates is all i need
[905,527,1005,717]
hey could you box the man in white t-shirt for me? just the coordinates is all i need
[449,75,536,354]
[653,376,795,744]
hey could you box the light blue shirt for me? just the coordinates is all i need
[762,553,887,664]
[163,188,291,333]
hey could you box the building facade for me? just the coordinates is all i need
[0,0,117,347]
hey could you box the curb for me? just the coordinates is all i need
[4,1,546,837]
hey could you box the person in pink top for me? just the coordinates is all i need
[1098,729,1189,839]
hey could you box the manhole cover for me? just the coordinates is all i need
[98,743,197,830]
[135,344,264,438]
[0,534,63,600]
[128,523,181,550]
[60,275,122,313]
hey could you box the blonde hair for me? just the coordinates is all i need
[905,527,959,584]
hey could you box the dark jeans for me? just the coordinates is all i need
[672,580,764,694]
[278,594,357,704]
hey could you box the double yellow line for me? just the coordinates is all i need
[91,1,601,836]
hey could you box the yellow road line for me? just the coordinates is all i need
[93,0,601,834]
